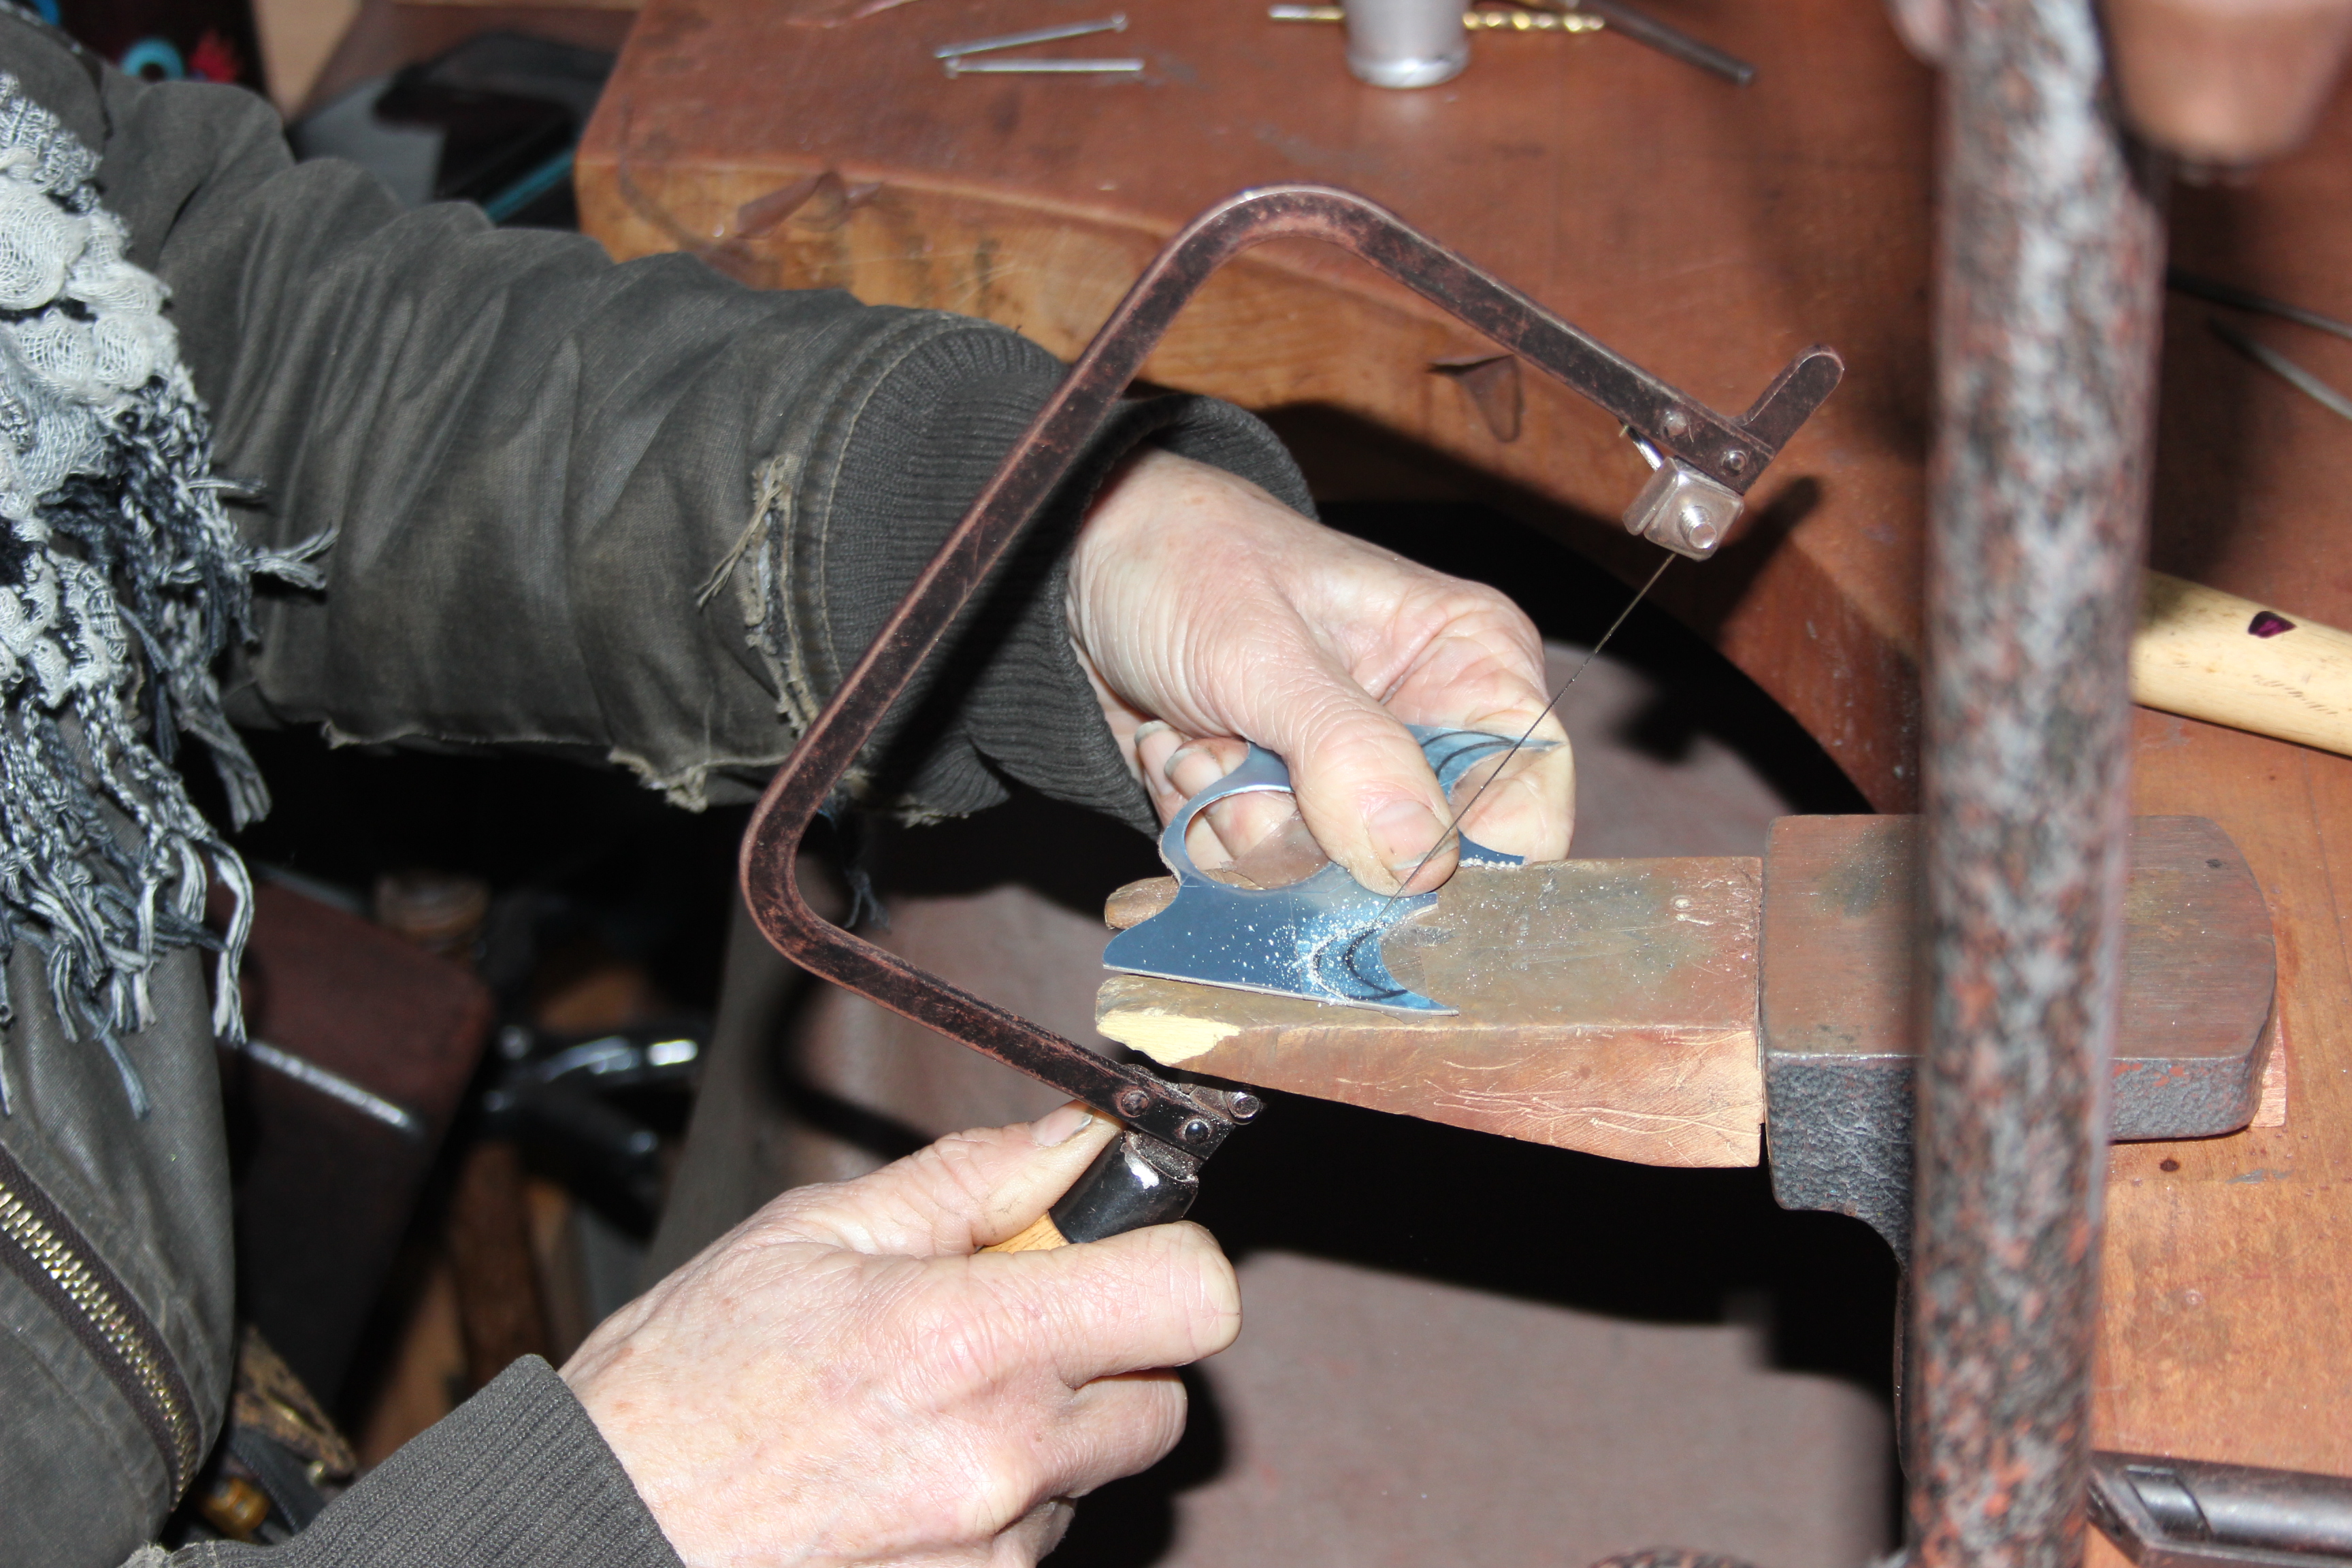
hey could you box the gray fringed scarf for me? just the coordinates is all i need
[0,74,329,1114]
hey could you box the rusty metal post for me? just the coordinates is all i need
[1912,1,2166,1566]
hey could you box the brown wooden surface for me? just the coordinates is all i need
[2098,710,2352,1512]
[1101,857,1767,1168]
[1101,817,2272,1175]
[581,0,2352,1499]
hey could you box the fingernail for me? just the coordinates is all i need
[1164,745,1219,792]
[1369,798,1442,875]
[1132,719,1173,743]
[1031,1102,1104,1147]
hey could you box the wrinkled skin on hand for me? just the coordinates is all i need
[1070,448,1574,892]
[564,1107,1239,1567]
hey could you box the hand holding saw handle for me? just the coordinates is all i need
[737,182,1843,1249]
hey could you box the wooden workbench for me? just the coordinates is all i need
[578,0,2352,1518]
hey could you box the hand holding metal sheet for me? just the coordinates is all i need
[1075,446,1575,897]
[1105,725,1546,1012]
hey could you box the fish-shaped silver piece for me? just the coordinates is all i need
[1102,725,1541,1013]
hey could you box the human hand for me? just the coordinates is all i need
[563,1106,1239,1567]
[1069,447,1573,894]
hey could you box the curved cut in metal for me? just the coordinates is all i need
[1102,725,1533,1013]
[736,182,1844,1180]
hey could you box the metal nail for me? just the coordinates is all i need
[934,15,1128,59]
[945,56,1145,76]
[2209,317,2352,424]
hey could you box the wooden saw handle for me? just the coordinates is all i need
[982,1213,1071,1254]
[974,1132,1197,1253]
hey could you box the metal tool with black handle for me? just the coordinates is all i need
[2091,1450,2352,1568]
[735,182,1843,1247]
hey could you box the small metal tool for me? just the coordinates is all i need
[1567,0,1752,85]
[230,1037,425,1139]
[934,14,1127,59]
[2089,1450,2352,1568]
[945,55,1144,76]
[2209,317,2352,424]
[2169,266,2352,344]
[1465,7,1604,29]
[1273,0,1746,78]
[1271,5,1605,31]
[1103,726,1538,1011]
[1344,0,1469,86]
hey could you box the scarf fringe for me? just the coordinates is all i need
[0,76,325,1113]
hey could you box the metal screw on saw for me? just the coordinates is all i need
[1180,1117,1215,1144]
[1116,1087,1152,1117]
[1227,1092,1264,1122]
[1678,501,1722,553]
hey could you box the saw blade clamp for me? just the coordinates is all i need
[1623,431,1744,559]
[1103,725,1542,1013]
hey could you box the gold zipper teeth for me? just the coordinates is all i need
[0,1181,197,1487]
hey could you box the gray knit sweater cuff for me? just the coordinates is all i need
[185,1357,680,1568]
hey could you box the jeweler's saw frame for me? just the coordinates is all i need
[737,183,1843,1241]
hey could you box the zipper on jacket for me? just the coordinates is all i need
[0,1138,200,1495]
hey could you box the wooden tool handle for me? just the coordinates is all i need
[2135,571,2352,755]
[981,1213,1071,1254]
[974,1134,1196,1253]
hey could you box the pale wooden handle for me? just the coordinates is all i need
[980,1212,1070,1254]
[2134,570,2352,756]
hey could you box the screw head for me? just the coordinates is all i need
[1228,1092,1264,1122]
[1661,408,1690,437]
[1179,1117,1213,1144]
[1722,448,1747,472]
[1115,1087,1151,1117]
[1678,504,1720,553]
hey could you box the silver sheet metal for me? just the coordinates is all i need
[1101,725,1529,1013]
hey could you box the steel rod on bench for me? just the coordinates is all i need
[1912,1,2166,1567]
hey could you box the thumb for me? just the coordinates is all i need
[1266,676,1458,896]
[775,1103,1122,1258]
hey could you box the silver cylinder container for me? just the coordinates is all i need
[1344,0,1468,86]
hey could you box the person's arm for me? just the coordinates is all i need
[50,44,1301,832]
[161,1108,1232,1568]
[52,33,1569,879]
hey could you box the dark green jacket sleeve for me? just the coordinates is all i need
[25,17,1311,830]
[159,1360,681,1568]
